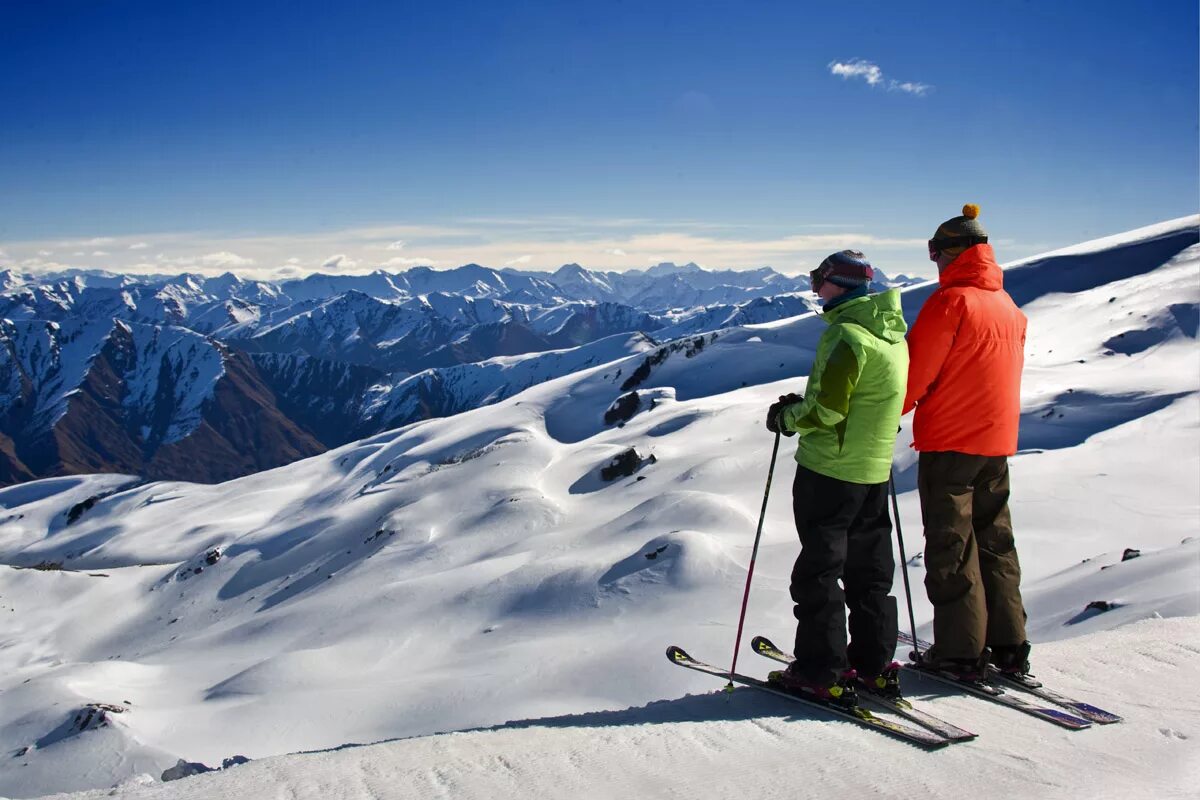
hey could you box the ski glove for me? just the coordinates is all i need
[766,393,804,436]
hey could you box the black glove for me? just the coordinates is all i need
[766,393,803,436]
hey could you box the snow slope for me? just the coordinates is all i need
[29,618,1200,800]
[0,216,1197,798]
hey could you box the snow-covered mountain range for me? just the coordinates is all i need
[0,216,1196,798]
[0,261,913,485]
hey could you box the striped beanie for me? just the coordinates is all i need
[812,250,874,289]
[930,203,989,257]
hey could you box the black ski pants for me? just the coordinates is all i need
[790,464,898,684]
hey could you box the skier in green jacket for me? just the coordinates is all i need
[765,250,910,707]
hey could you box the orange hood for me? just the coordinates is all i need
[940,244,1003,292]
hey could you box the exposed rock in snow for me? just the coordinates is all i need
[160,759,213,783]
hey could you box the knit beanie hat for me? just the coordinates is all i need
[929,204,989,257]
[811,250,874,290]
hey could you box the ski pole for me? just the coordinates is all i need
[888,471,920,657]
[726,429,782,690]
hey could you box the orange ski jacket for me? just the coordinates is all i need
[903,244,1026,456]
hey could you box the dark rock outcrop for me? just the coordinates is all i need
[621,333,717,391]
[35,703,127,749]
[162,758,215,782]
[600,448,657,481]
[249,353,383,447]
[604,392,641,425]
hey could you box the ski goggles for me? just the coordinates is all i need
[810,261,872,291]
[809,265,829,291]
[928,234,988,259]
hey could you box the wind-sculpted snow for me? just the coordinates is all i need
[0,218,1196,797]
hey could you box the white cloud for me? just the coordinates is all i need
[322,254,357,269]
[828,59,931,96]
[38,250,53,256]
[198,251,255,267]
[890,80,931,96]
[92,250,109,256]
[73,251,85,256]
[0,214,936,278]
[62,236,115,247]
[386,240,407,251]
[143,250,255,269]
[830,59,884,86]
[129,242,149,250]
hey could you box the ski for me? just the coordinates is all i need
[897,632,1122,725]
[901,661,1091,729]
[749,635,977,742]
[893,633,1091,729]
[666,645,950,749]
[988,671,1123,724]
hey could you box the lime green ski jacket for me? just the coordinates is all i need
[779,290,909,485]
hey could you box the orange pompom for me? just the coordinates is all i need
[962,203,980,219]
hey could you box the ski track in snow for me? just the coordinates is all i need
[0,217,1197,799]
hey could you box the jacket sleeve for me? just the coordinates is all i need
[903,290,961,414]
[781,337,863,435]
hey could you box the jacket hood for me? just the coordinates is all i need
[939,243,1003,291]
[825,288,907,343]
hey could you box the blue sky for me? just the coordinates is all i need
[1,0,1196,278]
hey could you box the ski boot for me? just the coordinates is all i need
[858,661,903,699]
[989,641,1032,677]
[768,664,859,709]
[912,649,990,682]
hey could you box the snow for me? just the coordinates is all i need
[0,317,117,433]
[120,323,226,445]
[1006,215,1198,265]
[0,216,1197,798]
[359,330,658,428]
[23,618,1200,800]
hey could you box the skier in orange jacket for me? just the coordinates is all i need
[903,204,1032,678]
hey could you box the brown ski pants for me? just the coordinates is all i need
[918,451,1027,660]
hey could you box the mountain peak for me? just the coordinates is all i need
[646,262,703,277]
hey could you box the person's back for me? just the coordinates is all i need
[905,241,1026,456]
[766,250,909,706]
[797,288,909,484]
[903,204,1032,678]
